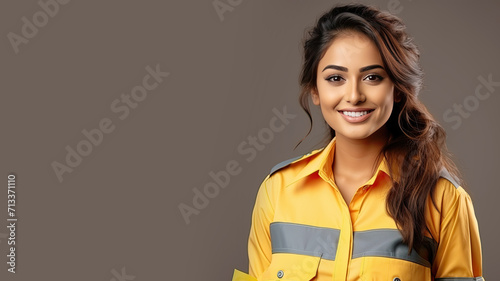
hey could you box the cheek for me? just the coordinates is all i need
[377,90,395,120]
[316,83,342,106]
[375,84,395,109]
[319,95,342,113]
[381,94,394,109]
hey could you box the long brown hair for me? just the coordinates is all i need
[296,3,462,252]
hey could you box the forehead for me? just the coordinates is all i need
[318,31,383,70]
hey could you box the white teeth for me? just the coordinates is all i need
[342,111,369,117]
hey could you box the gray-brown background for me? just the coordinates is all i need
[1,0,498,280]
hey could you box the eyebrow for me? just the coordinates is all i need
[322,64,384,72]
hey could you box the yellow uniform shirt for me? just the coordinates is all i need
[234,137,484,281]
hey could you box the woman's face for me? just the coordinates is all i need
[311,31,396,141]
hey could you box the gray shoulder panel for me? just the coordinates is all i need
[269,148,325,176]
[269,154,304,176]
[439,167,460,189]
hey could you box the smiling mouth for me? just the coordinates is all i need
[339,109,375,117]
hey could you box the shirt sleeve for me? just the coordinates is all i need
[248,174,274,279]
[433,185,484,280]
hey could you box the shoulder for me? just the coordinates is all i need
[434,168,472,215]
[435,168,463,198]
[426,169,480,247]
[255,147,324,203]
[268,147,324,176]
[255,148,324,204]
[438,168,460,189]
[435,168,462,200]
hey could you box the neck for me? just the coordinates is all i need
[333,127,389,180]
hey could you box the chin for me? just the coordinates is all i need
[335,129,378,141]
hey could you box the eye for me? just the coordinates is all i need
[364,74,384,82]
[326,75,345,83]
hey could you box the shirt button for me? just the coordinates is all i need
[393,278,401,281]
[277,270,284,278]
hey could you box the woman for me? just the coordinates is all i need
[233,3,484,281]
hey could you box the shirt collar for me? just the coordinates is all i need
[288,137,391,187]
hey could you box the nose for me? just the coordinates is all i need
[345,81,365,104]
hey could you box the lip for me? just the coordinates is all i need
[338,107,374,112]
[338,108,375,123]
